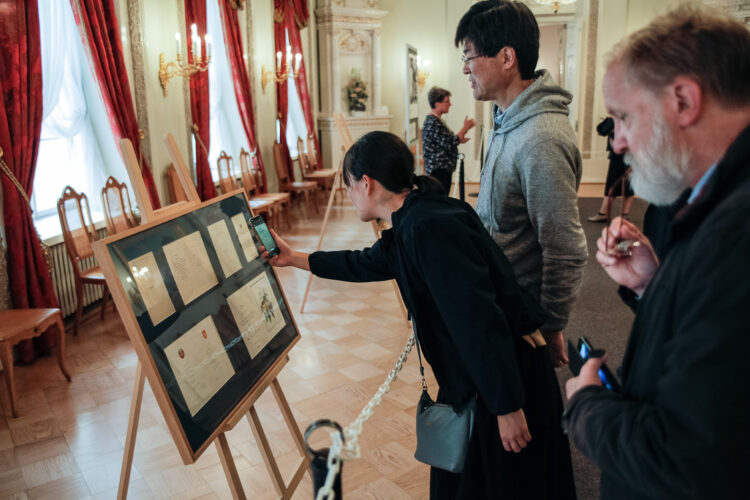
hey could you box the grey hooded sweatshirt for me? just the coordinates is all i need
[475,69,587,332]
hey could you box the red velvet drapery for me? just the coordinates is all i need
[219,1,268,193]
[186,0,216,200]
[273,0,295,181]
[72,0,161,209]
[0,0,61,362]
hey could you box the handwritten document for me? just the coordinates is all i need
[227,271,285,358]
[164,316,235,417]
[207,220,242,278]
[230,214,259,262]
[127,252,175,325]
[163,231,218,305]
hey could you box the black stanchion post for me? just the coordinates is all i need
[457,153,466,201]
[305,420,344,499]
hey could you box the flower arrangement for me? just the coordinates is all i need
[345,71,368,112]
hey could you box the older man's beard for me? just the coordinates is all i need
[624,114,691,206]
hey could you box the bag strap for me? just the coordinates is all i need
[411,319,428,392]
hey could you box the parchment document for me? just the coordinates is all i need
[230,213,259,262]
[164,316,235,416]
[207,220,242,278]
[227,271,285,358]
[127,252,175,325]
[163,231,218,305]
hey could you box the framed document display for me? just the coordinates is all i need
[94,192,300,463]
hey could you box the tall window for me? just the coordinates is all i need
[206,0,249,181]
[33,1,130,239]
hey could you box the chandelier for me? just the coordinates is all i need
[535,0,576,14]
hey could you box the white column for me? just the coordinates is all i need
[372,28,381,115]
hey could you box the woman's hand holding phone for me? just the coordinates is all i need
[261,229,311,271]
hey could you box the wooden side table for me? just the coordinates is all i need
[0,308,71,417]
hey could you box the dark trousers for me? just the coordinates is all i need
[429,169,453,195]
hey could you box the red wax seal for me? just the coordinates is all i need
[178,349,185,359]
[202,330,207,339]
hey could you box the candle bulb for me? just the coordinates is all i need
[191,23,197,38]
[192,35,200,61]
[294,53,302,73]
[204,35,212,60]
[175,32,181,57]
[286,48,292,70]
[276,51,282,72]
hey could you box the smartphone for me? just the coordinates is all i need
[248,215,280,257]
[567,337,621,392]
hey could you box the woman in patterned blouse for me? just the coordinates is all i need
[422,87,476,194]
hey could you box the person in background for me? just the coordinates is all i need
[455,0,587,368]
[587,116,635,222]
[564,6,750,498]
[422,86,475,194]
[264,131,576,499]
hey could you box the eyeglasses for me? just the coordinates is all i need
[461,54,481,64]
[605,168,640,257]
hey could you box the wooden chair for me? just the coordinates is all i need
[218,151,276,224]
[0,308,70,417]
[57,186,110,335]
[298,137,337,203]
[239,148,292,229]
[272,141,318,216]
[101,176,137,236]
[166,163,188,204]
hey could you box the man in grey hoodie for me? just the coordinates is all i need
[455,1,587,368]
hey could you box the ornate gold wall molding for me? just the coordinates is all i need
[126,0,153,167]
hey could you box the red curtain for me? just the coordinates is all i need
[186,0,216,200]
[287,14,322,169]
[0,0,61,362]
[273,0,295,181]
[219,1,268,192]
[72,0,161,209]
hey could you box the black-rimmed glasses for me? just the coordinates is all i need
[461,54,481,64]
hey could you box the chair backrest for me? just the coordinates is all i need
[296,137,310,175]
[239,148,258,196]
[217,151,238,194]
[166,163,188,204]
[273,141,290,185]
[101,176,136,235]
[306,134,318,169]
[58,186,97,266]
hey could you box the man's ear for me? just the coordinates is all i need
[668,76,703,128]
[498,46,517,70]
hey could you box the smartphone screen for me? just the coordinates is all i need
[249,216,279,257]
[579,340,618,391]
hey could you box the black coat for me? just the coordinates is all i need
[564,124,750,499]
[310,191,576,499]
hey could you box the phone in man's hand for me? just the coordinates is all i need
[567,337,621,392]
[248,215,280,257]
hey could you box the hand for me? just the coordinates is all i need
[261,229,306,269]
[565,354,606,400]
[541,330,568,367]
[463,116,476,130]
[596,217,659,296]
[458,135,471,144]
[497,409,531,453]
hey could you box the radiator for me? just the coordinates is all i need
[48,227,108,318]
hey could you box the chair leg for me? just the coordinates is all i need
[0,341,18,418]
[100,284,109,320]
[54,313,71,382]
[74,281,84,336]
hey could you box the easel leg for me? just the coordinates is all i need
[300,166,342,313]
[117,362,145,500]
[216,433,247,500]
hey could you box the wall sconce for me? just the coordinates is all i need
[417,56,431,92]
[536,0,576,14]
[159,23,212,97]
[261,48,302,94]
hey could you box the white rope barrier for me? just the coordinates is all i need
[315,334,416,500]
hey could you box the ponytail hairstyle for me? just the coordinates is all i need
[342,131,444,194]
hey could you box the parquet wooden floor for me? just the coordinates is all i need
[0,197,436,499]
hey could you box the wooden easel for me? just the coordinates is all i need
[299,115,408,323]
[111,136,309,500]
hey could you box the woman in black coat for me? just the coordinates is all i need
[263,131,576,499]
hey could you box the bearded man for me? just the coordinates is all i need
[564,6,750,499]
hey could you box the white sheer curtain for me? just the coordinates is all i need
[34,0,129,238]
[207,0,249,182]
[284,31,308,158]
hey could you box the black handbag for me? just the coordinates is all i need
[412,322,476,473]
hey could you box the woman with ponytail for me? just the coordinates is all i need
[263,131,576,499]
